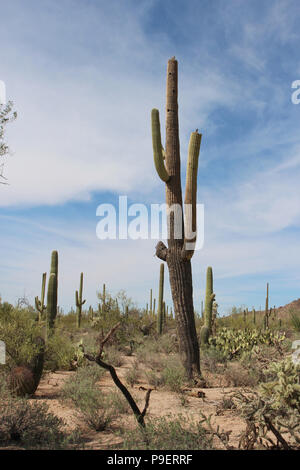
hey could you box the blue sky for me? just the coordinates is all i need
[1,0,300,315]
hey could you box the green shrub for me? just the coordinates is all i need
[0,375,81,449]
[44,330,76,371]
[103,345,124,367]
[60,365,114,431]
[0,307,43,367]
[120,414,213,450]
[161,357,185,392]
[124,364,140,387]
[223,362,260,387]
[289,310,300,332]
[145,370,165,388]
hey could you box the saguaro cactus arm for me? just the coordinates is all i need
[182,130,202,260]
[35,272,47,319]
[151,109,170,183]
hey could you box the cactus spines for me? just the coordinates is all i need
[35,272,47,322]
[152,57,203,381]
[76,272,86,328]
[157,263,164,335]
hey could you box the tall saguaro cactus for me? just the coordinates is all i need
[47,250,58,333]
[35,272,47,322]
[76,272,86,328]
[157,263,165,335]
[152,57,202,380]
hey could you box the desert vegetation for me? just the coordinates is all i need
[1,57,299,451]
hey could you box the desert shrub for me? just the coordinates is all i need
[124,363,140,387]
[120,414,213,450]
[202,346,227,373]
[157,334,178,354]
[289,310,300,332]
[223,362,260,388]
[0,375,80,449]
[108,390,132,415]
[135,339,167,371]
[103,345,124,367]
[145,370,165,388]
[0,307,43,367]
[44,330,76,371]
[60,364,113,431]
[161,357,186,392]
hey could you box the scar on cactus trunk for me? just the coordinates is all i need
[152,57,203,382]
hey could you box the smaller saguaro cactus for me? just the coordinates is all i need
[153,298,156,317]
[35,272,47,322]
[200,267,215,346]
[264,282,269,330]
[150,289,153,316]
[46,250,58,334]
[76,272,86,328]
[102,283,106,313]
[88,305,94,320]
[157,263,165,335]
[253,308,256,325]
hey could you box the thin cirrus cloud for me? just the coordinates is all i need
[1,0,300,313]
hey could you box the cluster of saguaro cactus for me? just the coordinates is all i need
[35,272,47,322]
[157,263,165,335]
[200,267,215,346]
[47,250,58,334]
[76,272,86,328]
